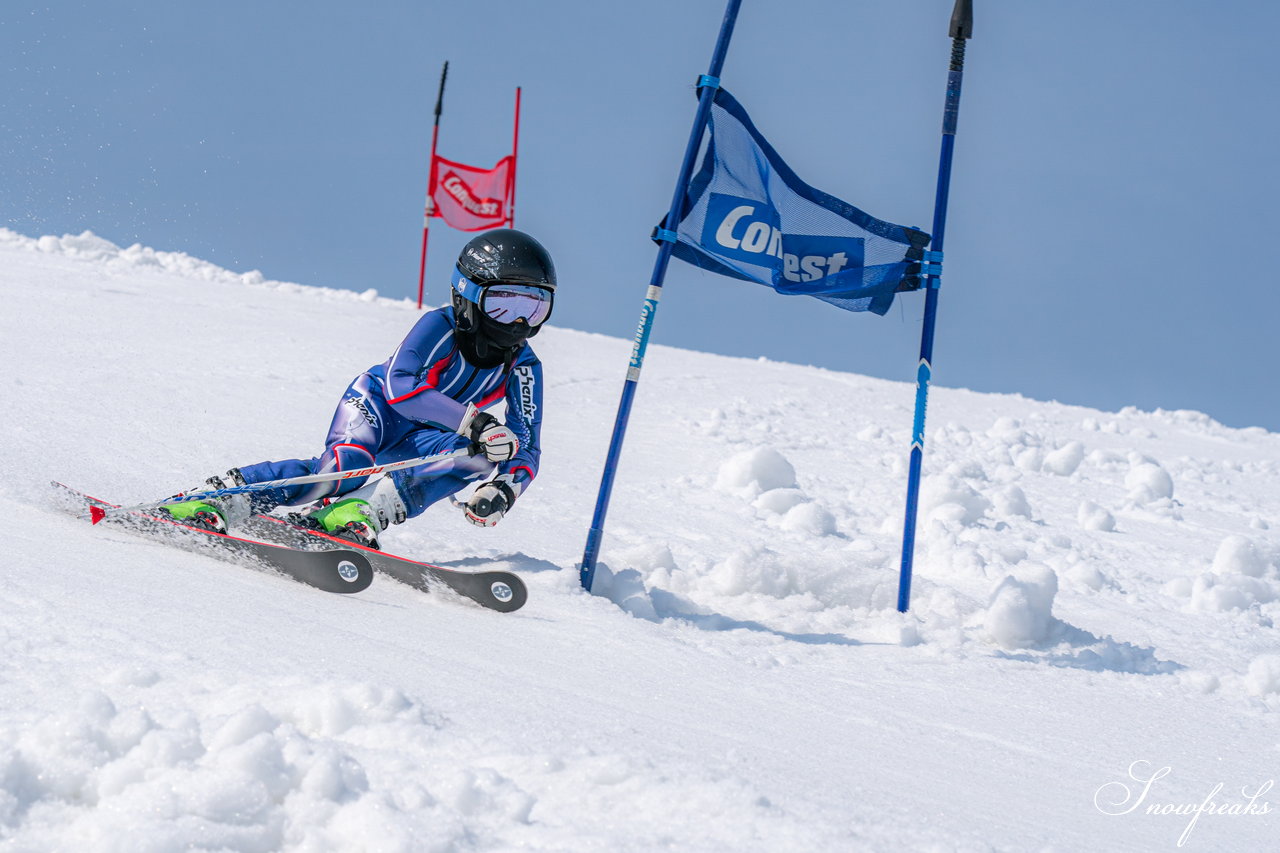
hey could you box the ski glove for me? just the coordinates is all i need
[458,404,519,463]
[464,477,518,528]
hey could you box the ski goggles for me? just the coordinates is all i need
[452,268,554,327]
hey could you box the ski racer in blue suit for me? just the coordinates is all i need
[168,229,555,548]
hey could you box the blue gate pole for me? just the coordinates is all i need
[580,0,743,591]
[898,0,973,612]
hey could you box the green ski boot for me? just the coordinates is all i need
[162,469,250,534]
[309,498,381,548]
[165,499,230,533]
[293,477,407,550]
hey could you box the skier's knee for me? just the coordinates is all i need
[330,443,375,472]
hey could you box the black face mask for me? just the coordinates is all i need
[454,304,531,368]
[478,314,533,349]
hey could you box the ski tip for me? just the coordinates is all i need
[89,506,106,524]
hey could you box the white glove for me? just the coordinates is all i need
[463,477,518,528]
[458,405,519,463]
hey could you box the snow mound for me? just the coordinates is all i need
[920,475,991,528]
[1077,500,1116,532]
[992,485,1032,519]
[1164,534,1280,614]
[1125,460,1174,504]
[1041,440,1084,476]
[0,677,826,851]
[778,501,837,536]
[752,488,808,514]
[715,447,798,495]
[985,565,1061,650]
[0,682,459,850]
[1245,655,1280,698]
[1212,535,1271,578]
[1187,573,1278,613]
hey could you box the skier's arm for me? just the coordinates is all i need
[496,352,543,498]
[381,311,470,431]
[460,352,542,528]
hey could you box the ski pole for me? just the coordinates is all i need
[90,446,476,524]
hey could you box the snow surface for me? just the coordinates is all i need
[1,229,1278,851]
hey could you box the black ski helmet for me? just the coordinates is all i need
[452,229,556,361]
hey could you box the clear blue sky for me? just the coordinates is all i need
[5,1,1279,431]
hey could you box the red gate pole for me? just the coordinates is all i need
[417,61,449,310]
[507,86,521,227]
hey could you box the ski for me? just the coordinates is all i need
[52,483,528,612]
[239,514,528,613]
[51,483,374,594]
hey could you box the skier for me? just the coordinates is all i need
[164,228,554,549]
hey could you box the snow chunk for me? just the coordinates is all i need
[1245,655,1280,697]
[1168,535,1280,612]
[921,475,991,527]
[1077,501,1116,532]
[985,565,1060,650]
[715,447,797,495]
[1188,572,1277,612]
[591,565,660,621]
[1125,462,1174,504]
[1065,561,1109,591]
[752,488,808,515]
[987,417,1027,443]
[992,485,1032,519]
[1086,448,1126,469]
[1014,447,1043,473]
[1211,535,1269,578]
[780,502,837,537]
[1042,441,1084,476]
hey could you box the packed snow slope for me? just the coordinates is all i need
[1,229,1278,852]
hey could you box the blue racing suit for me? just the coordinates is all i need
[238,307,543,518]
